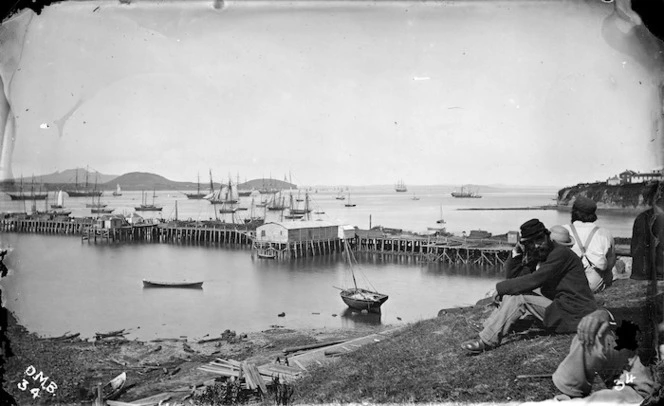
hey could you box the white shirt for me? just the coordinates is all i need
[563,221,615,271]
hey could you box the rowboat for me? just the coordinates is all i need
[103,371,126,400]
[142,279,204,289]
[257,251,277,259]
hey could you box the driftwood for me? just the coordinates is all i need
[515,374,552,380]
[197,337,226,344]
[48,332,80,341]
[95,329,127,339]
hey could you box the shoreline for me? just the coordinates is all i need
[1,308,389,404]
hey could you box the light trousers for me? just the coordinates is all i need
[478,294,552,347]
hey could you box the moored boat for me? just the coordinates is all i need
[338,240,388,313]
[451,185,482,198]
[142,279,204,288]
[395,179,407,193]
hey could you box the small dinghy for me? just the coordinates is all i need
[142,279,204,289]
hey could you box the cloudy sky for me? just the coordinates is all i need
[1,0,663,187]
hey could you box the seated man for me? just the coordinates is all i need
[551,308,657,404]
[461,219,598,354]
[563,196,616,293]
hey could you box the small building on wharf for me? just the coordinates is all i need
[253,220,352,260]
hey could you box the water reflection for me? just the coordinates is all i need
[340,308,382,327]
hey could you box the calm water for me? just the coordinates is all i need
[0,186,638,340]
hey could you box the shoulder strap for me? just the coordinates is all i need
[569,223,585,254]
[570,223,599,268]
[584,226,599,251]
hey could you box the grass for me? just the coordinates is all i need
[293,279,664,404]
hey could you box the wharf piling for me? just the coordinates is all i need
[0,216,519,266]
[355,232,512,266]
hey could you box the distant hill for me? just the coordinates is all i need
[237,178,296,191]
[100,172,201,191]
[19,168,118,185]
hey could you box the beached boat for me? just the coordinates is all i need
[135,190,163,212]
[142,279,204,288]
[112,184,122,197]
[395,179,407,193]
[451,185,482,198]
[102,371,127,401]
[338,240,388,313]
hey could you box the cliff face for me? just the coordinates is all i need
[557,181,659,212]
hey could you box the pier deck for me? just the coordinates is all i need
[0,215,632,265]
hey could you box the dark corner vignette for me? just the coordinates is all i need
[0,0,663,405]
[1,2,57,406]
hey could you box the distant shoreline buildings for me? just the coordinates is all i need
[606,169,663,186]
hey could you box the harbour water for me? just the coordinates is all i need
[0,186,638,341]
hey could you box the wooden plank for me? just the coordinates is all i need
[292,359,307,371]
[197,366,240,377]
[281,339,346,354]
[245,363,268,395]
[127,393,173,405]
[240,362,256,390]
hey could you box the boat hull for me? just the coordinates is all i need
[65,190,103,197]
[143,280,203,289]
[7,193,48,200]
[135,207,163,212]
[340,288,388,313]
[184,193,206,199]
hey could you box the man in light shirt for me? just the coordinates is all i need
[563,196,616,293]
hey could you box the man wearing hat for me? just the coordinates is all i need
[461,219,598,354]
[563,196,616,293]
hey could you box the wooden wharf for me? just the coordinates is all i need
[0,215,631,266]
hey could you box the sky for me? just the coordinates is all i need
[1,0,663,187]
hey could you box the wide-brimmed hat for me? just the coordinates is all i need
[519,219,548,241]
[573,196,597,215]
[549,225,575,247]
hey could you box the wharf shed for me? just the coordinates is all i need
[255,221,342,244]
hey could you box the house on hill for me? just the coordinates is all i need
[618,170,662,185]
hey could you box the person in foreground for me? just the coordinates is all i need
[461,219,598,354]
[550,308,657,404]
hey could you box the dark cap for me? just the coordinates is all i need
[519,219,548,241]
[572,196,597,215]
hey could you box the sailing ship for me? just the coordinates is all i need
[395,179,407,193]
[290,192,312,215]
[135,190,163,212]
[64,167,102,197]
[184,173,207,199]
[338,240,388,313]
[427,204,447,233]
[51,190,66,209]
[267,191,288,211]
[451,185,482,198]
[411,193,420,201]
[243,196,265,225]
[207,179,238,205]
[335,189,346,200]
[344,192,356,207]
[6,176,48,201]
[284,194,304,219]
[112,184,122,196]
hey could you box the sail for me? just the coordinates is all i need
[57,190,64,206]
[116,184,121,194]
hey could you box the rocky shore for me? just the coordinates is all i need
[1,310,384,405]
